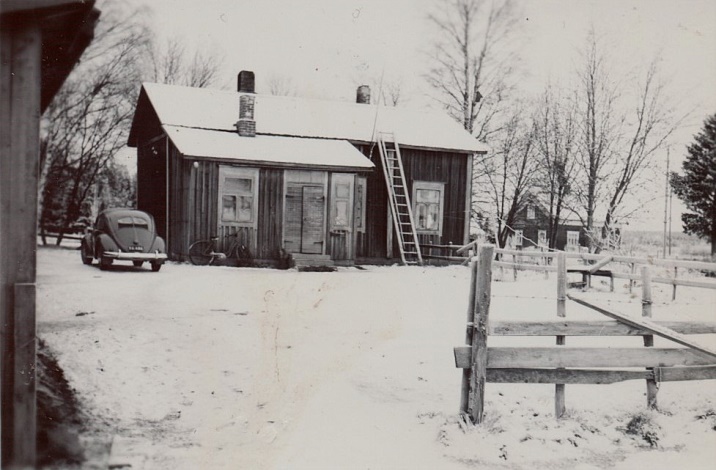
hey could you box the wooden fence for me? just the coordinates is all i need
[455,245,716,424]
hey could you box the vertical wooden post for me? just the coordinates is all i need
[629,263,635,294]
[642,266,658,409]
[467,245,494,424]
[512,252,517,281]
[555,252,567,418]
[459,259,479,417]
[0,18,41,467]
[672,267,677,301]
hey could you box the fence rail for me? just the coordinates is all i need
[455,244,716,424]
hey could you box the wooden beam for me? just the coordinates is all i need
[486,366,716,384]
[454,346,716,369]
[487,368,648,384]
[459,259,478,417]
[654,365,716,382]
[467,245,494,424]
[493,261,557,272]
[0,17,41,467]
[490,320,716,336]
[555,252,567,418]
[587,255,613,273]
[641,267,658,409]
[568,295,716,359]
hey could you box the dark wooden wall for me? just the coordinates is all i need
[511,204,587,251]
[355,144,470,260]
[136,137,167,240]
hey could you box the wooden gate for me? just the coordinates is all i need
[455,245,716,424]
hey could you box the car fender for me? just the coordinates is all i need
[149,236,166,255]
[96,233,118,255]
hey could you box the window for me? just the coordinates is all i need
[412,181,445,235]
[567,231,580,247]
[219,167,258,227]
[514,229,523,247]
[527,205,535,220]
[538,230,547,247]
[330,173,354,231]
[354,177,367,232]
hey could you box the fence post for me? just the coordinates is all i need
[512,252,517,281]
[672,267,678,301]
[629,263,635,294]
[459,259,479,418]
[466,245,494,424]
[555,251,567,418]
[642,266,658,409]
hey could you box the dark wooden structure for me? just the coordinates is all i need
[128,74,487,266]
[509,200,588,252]
[0,1,99,466]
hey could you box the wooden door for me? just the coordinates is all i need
[301,185,325,253]
[284,183,325,254]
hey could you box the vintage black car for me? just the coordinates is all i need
[81,209,167,271]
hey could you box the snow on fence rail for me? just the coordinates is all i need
[454,245,716,425]
[489,246,716,298]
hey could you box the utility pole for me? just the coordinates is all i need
[662,147,670,258]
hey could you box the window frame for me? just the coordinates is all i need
[514,229,523,247]
[218,166,259,229]
[567,230,580,247]
[527,205,536,220]
[330,173,354,231]
[411,181,445,236]
[354,176,367,233]
[538,229,547,247]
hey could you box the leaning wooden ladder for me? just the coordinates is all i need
[377,132,423,265]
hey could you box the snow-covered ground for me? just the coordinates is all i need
[37,246,716,469]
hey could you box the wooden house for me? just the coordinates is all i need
[128,71,488,266]
[509,201,588,252]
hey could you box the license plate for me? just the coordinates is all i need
[128,246,143,252]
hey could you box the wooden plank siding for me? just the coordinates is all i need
[355,144,470,260]
[136,136,168,240]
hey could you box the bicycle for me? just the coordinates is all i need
[188,232,251,266]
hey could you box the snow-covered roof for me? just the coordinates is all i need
[134,82,488,154]
[164,125,374,171]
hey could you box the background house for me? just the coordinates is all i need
[128,71,488,266]
[509,201,588,252]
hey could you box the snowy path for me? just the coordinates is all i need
[37,247,716,469]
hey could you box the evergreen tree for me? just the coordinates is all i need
[670,113,716,256]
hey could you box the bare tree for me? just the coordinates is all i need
[425,0,520,140]
[39,1,150,244]
[266,73,297,96]
[147,36,223,88]
[475,109,538,248]
[572,30,682,250]
[532,85,578,249]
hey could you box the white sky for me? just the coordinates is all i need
[122,0,716,231]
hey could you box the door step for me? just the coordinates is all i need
[291,254,335,268]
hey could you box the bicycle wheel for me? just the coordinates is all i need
[189,240,214,266]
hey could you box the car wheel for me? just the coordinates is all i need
[80,243,93,265]
[99,256,112,270]
[133,260,144,267]
[151,262,162,272]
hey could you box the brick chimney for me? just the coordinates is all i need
[238,70,255,93]
[356,85,371,104]
[236,71,256,137]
